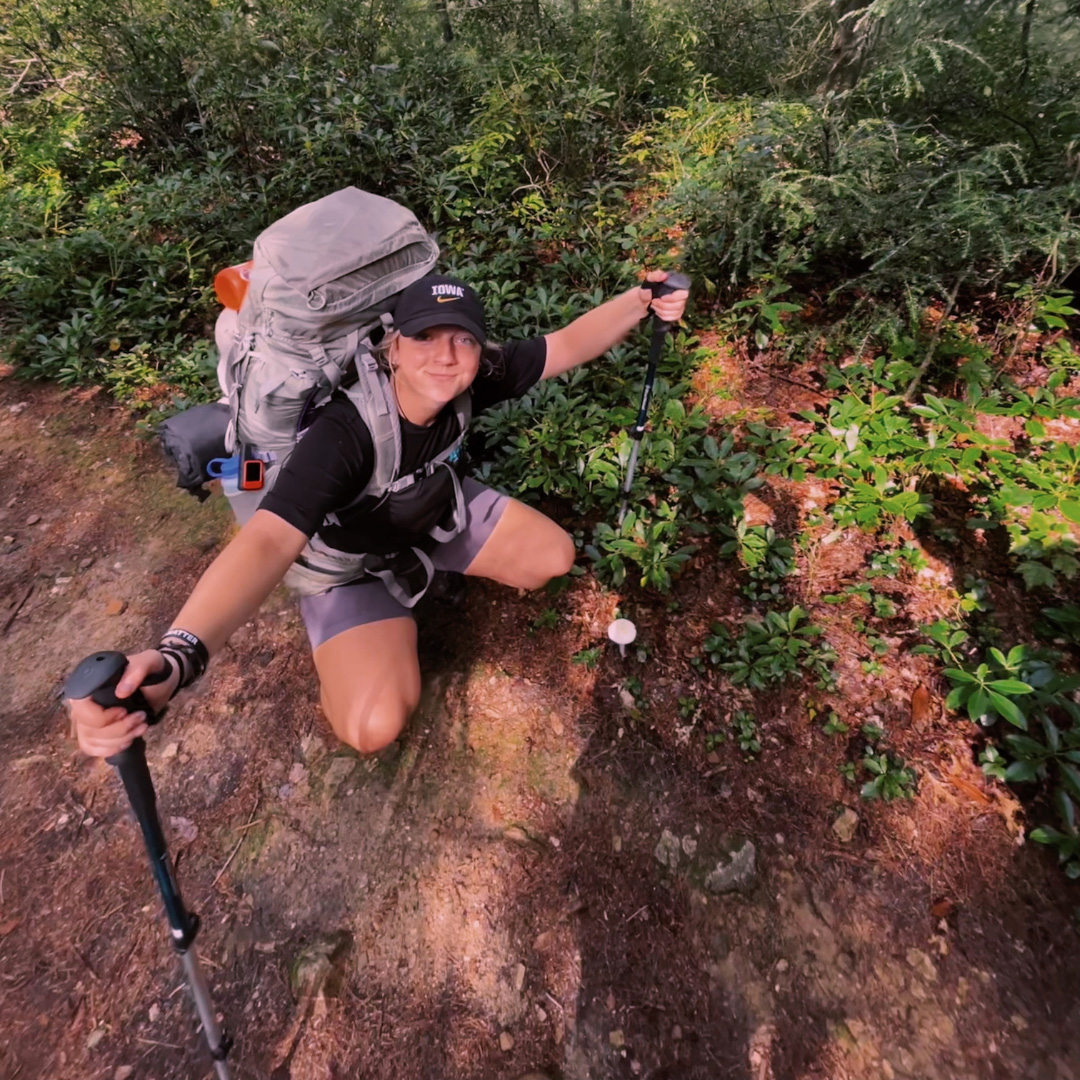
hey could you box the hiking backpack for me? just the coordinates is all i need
[165,186,472,601]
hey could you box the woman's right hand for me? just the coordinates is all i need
[67,650,179,757]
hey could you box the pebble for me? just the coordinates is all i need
[148,1003,160,1022]
[288,762,307,785]
[513,962,526,992]
[86,1027,105,1049]
[114,1067,134,1080]
[79,557,94,569]
[499,1031,515,1052]
[535,1005,548,1022]
[654,829,681,870]
[25,514,40,526]
[322,755,356,792]
[671,1024,682,1041]
[609,1029,625,1048]
[104,599,127,616]
[549,712,564,736]
[832,808,859,843]
[905,948,937,983]
[169,817,199,844]
[161,742,180,761]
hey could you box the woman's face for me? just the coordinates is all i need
[391,326,482,417]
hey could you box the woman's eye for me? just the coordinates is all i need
[456,334,477,347]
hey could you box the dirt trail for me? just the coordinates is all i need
[2,377,1079,1080]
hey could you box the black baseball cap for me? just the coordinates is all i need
[393,274,487,344]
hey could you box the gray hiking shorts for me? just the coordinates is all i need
[299,478,508,649]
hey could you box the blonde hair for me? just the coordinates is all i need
[372,328,402,373]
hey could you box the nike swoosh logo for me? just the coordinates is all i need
[436,296,461,303]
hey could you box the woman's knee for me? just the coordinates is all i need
[542,528,576,583]
[326,692,416,755]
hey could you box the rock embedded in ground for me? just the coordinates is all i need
[322,755,356,794]
[104,599,126,615]
[499,1031,515,1052]
[609,1029,626,1048]
[704,841,756,894]
[513,962,526,992]
[654,828,681,870]
[169,817,198,844]
[832,807,859,843]
[906,948,938,983]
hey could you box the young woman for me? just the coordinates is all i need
[69,271,688,757]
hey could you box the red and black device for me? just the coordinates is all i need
[239,444,265,491]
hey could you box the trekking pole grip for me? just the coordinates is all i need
[647,272,691,333]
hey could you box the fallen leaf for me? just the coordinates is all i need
[930,898,956,919]
[947,773,991,807]
[742,493,776,528]
[911,684,932,728]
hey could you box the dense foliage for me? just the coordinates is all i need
[3,0,1080,873]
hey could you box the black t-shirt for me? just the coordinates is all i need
[260,337,546,553]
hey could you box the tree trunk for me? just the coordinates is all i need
[1018,0,1037,89]
[434,0,453,42]
[820,0,876,94]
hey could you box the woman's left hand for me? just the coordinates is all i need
[638,270,689,325]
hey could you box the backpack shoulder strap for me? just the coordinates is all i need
[341,347,402,499]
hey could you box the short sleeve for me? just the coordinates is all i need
[257,396,374,537]
[470,337,547,413]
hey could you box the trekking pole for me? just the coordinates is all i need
[618,272,692,527]
[64,652,233,1079]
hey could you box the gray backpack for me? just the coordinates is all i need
[216,187,472,602]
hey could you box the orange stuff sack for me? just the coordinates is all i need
[214,260,254,311]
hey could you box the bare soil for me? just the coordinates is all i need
[2,375,1079,1080]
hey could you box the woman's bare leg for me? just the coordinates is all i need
[463,498,574,589]
[313,617,420,754]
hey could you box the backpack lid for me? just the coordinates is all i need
[256,187,433,297]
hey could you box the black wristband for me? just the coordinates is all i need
[157,636,207,691]
[157,647,190,691]
[163,627,209,670]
